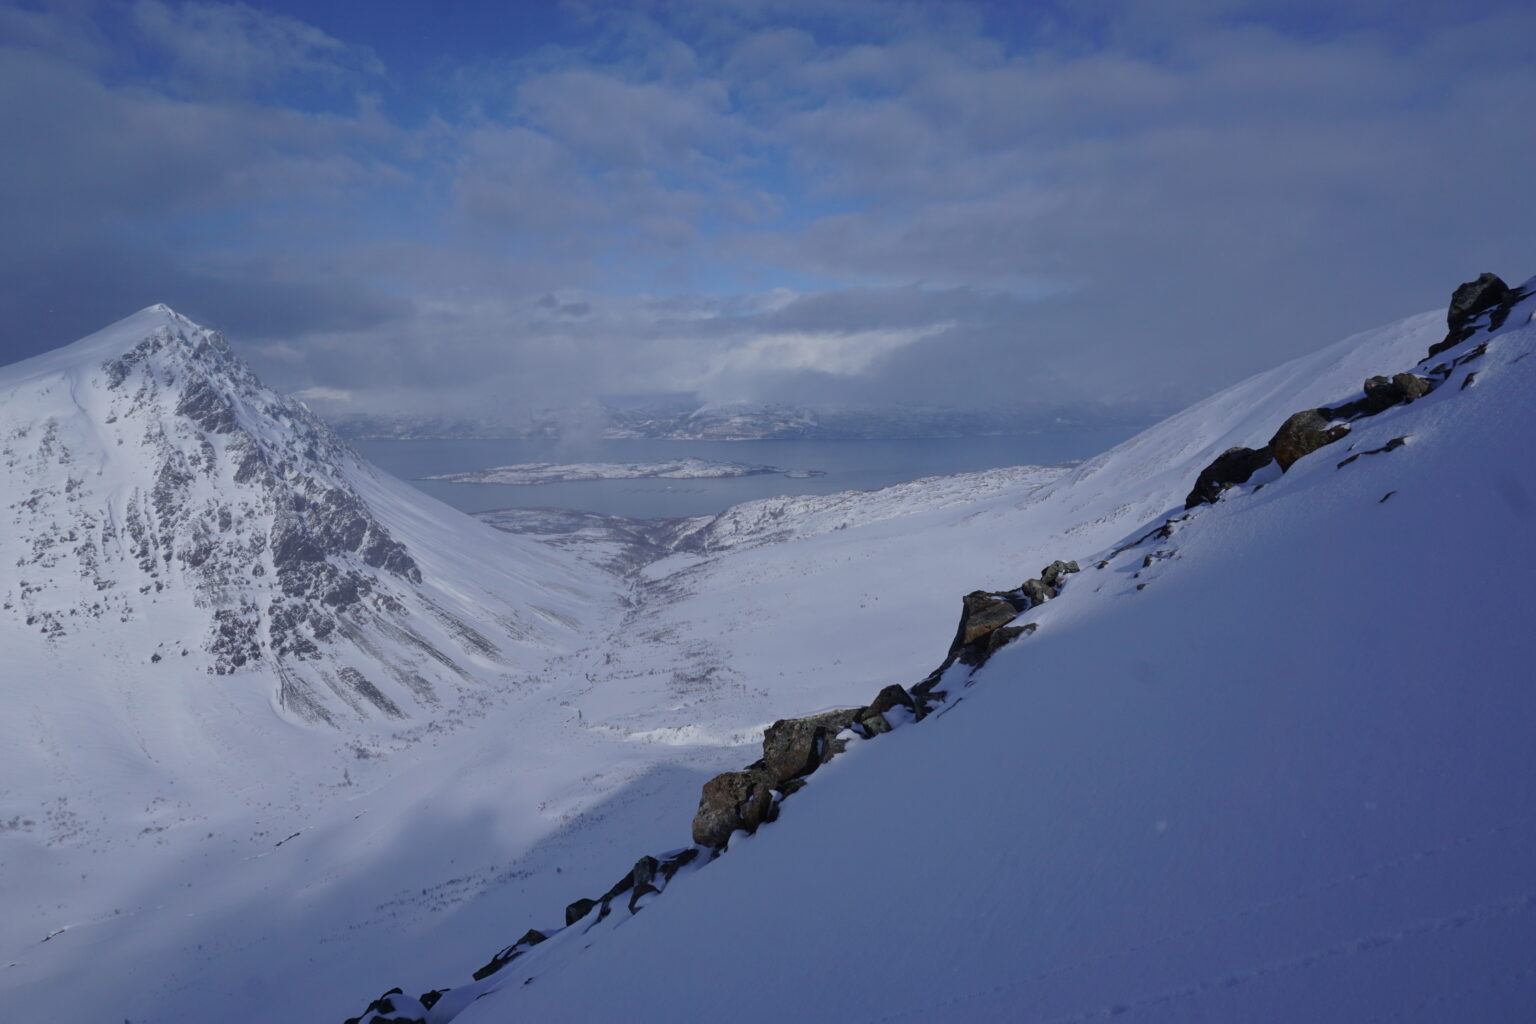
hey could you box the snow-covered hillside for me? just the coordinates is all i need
[0,305,613,726]
[0,307,634,1021]
[5,276,1534,1024]
[343,274,1536,1022]
[484,296,1473,771]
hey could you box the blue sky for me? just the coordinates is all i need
[3,0,1533,419]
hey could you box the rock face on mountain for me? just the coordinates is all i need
[0,305,603,726]
[1183,446,1274,508]
[1427,272,1532,359]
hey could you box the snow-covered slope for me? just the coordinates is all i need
[1,305,611,728]
[351,276,1536,1022]
[0,307,630,1021]
[8,278,1534,1023]
[520,304,1453,760]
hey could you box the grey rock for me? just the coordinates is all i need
[564,897,599,927]
[951,591,1022,651]
[1448,272,1511,333]
[1428,272,1514,358]
[691,769,778,848]
[1336,435,1408,469]
[1184,445,1274,508]
[1335,372,1434,420]
[1040,560,1080,587]
[1392,373,1431,402]
[958,623,1032,668]
[627,855,661,912]
[761,709,864,783]
[472,929,546,981]
[867,683,915,715]
[1018,579,1056,607]
[1268,409,1350,471]
[175,378,239,434]
[857,707,891,735]
[658,847,698,883]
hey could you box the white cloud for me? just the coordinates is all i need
[130,0,383,93]
[291,386,353,403]
[5,1,1535,420]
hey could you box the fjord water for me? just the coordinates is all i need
[355,429,1143,518]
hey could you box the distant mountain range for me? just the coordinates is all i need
[322,400,1154,442]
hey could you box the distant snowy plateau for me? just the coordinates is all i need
[424,457,821,486]
[1,276,1534,1024]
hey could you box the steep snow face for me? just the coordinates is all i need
[0,305,608,730]
[428,290,1536,1022]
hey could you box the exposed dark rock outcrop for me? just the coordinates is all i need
[564,897,600,927]
[950,591,1024,651]
[626,855,662,911]
[858,706,894,735]
[1185,272,1526,509]
[1017,579,1054,606]
[175,378,239,434]
[959,622,1035,668]
[910,673,948,720]
[1332,373,1433,420]
[1426,273,1533,360]
[1449,272,1512,329]
[1041,560,1080,587]
[1015,560,1078,613]
[1184,445,1274,508]
[343,988,428,1024]
[1268,409,1350,472]
[691,769,779,847]
[867,683,916,716]
[473,929,548,981]
[1429,273,1513,358]
[762,708,865,783]
[1336,436,1408,469]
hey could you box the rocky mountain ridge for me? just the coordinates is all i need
[327,402,1147,443]
[337,273,1535,1023]
[1,305,607,727]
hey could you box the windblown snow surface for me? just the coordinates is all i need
[387,284,1534,1022]
[3,285,1534,1023]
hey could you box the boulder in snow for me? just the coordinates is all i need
[692,769,778,848]
[472,928,547,981]
[958,622,1035,668]
[867,683,916,716]
[565,896,600,927]
[951,591,1024,650]
[1268,409,1350,471]
[1428,272,1520,358]
[761,709,864,782]
[1184,445,1275,508]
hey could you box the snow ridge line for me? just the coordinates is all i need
[338,272,1530,1024]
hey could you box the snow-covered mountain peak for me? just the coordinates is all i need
[6,303,209,380]
[1,308,610,732]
